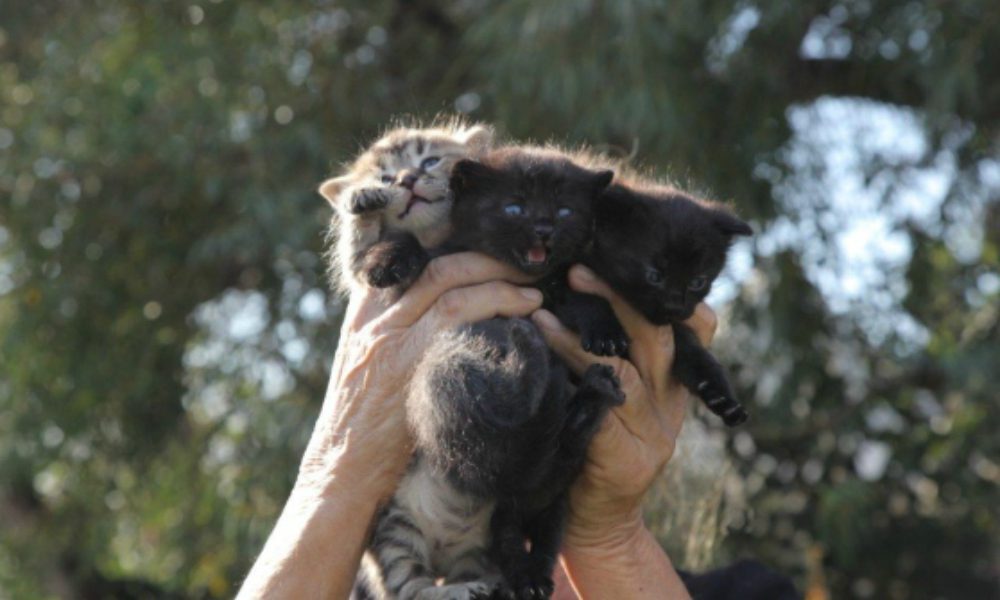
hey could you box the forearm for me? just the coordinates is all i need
[558,516,691,600]
[237,473,379,600]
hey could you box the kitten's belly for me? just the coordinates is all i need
[395,463,495,571]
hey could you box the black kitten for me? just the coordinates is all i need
[447,148,626,354]
[439,148,621,597]
[583,183,753,426]
[447,147,613,278]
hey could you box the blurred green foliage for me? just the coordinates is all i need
[0,1,997,598]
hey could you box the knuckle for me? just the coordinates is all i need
[423,256,453,287]
[436,289,465,319]
[701,306,718,336]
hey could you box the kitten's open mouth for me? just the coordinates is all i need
[397,194,431,219]
[517,243,550,272]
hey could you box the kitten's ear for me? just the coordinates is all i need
[714,210,753,237]
[318,175,351,207]
[450,159,500,194]
[591,169,615,191]
[459,125,495,157]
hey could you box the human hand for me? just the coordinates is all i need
[531,264,717,552]
[295,252,543,503]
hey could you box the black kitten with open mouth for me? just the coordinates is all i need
[447,147,612,281]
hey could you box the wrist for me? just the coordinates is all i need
[562,507,647,566]
[561,516,690,599]
[295,429,409,508]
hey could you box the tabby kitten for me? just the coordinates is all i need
[319,121,493,294]
[583,182,753,426]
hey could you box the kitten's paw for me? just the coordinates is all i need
[580,364,625,407]
[580,324,630,358]
[696,380,749,427]
[505,573,554,600]
[424,580,500,600]
[348,187,389,214]
[363,247,428,289]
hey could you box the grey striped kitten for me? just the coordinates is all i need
[319,121,494,294]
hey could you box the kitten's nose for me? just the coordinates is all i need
[399,172,418,189]
[534,221,554,240]
[664,291,685,310]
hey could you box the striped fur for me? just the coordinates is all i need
[356,457,501,600]
[318,121,494,295]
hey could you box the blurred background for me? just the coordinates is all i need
[1,1,997,598]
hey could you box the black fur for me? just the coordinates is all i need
[411,318,623,600]
[407,148,621,598]
[358,231,431,290]
[583,183,753,426]
[448,149,625,359]
[447,148,613,278]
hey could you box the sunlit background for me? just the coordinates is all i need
[1,1,997,598]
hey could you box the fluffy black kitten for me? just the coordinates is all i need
[411,319,622,600]
[582,182,753,426]
[436,148,621,598]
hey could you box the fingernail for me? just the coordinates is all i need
[532,309,561,331]
[520,287,543,302]
[573,265,596,283]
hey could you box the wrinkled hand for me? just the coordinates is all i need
[296,253,542,501]
[531,264,717,550]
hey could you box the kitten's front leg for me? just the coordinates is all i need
[551,291,629,358]
[348,186,392,214]
[359,232,431,290]
[671,322,748,426]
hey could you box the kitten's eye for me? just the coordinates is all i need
[504,204,525,217]
[645,267,664,286]
[420,156,441,170]
[556,207,573,218]
[380,174,394,184]
[688,276,708,291]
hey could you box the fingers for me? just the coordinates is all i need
[531,309,645,405]
[566,265,673,387]
[384,252,536,329]
[566,265,653,344]
[409,281,543,341]
[531,309,618,376]
[685,303,718,346]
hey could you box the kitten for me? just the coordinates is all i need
[358,319,621,600]
[318,121,493,294]
[441,148,622,597]
[582,182,753,426]
[356,148,622,600]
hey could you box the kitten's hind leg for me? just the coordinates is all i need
[671,323,748,426]
[360,232,430,290]
[441,551,504,600]
[490,504,557,600]
[564,364,625,445]
[552,292,630,358]
[366,501,439,600]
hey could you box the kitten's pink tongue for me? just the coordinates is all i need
[527,245,547,264]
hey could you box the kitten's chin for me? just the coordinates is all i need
[388,196,451,232]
